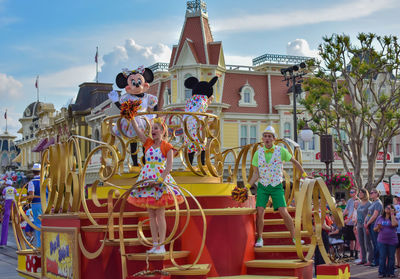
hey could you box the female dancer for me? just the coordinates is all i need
[127,117,183,254]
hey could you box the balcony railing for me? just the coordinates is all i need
[148,62,169,72]
[253,53,313,66]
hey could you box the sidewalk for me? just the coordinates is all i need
[0,223,19,279]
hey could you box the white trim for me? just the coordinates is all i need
[238,82,257,107]
[268,74,272,114]
[222,112,278,120]
[200,14,210,64]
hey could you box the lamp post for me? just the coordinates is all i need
[281,62,307,142]
[299,122,314,142]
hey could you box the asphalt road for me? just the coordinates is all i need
[0,223,19,279]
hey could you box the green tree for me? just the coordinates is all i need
[302,33,400,189]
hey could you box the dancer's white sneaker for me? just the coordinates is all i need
[147,242,158,253]
[153,245,166,254]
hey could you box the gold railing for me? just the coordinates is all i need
[10,111,343,271]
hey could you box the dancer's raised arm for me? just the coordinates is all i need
[130,117,147,143]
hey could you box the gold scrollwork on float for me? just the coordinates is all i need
[103,111,221,177]
[10,109,336,273]
[294,177,344,263]
[117,179,207,279]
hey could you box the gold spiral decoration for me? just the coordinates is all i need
[10,110,333,272]
[294,177,344,263]
[117,179,206,279]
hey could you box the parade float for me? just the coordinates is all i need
[10,109,344,279]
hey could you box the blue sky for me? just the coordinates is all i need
[0,0,399,136]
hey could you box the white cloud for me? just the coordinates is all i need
[286,39,319,58]
[224,54,253,66]
[99,39,171,83]
[38,64,95,91]
[0,73,23,99]
[213,0,397,32]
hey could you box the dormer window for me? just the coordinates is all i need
[164,88,171,105]
[239,82,257,107]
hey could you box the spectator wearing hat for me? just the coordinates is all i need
[27,163,42,248]
[246,126,310,247]
[364,188,383,266]
[0,180,17,246]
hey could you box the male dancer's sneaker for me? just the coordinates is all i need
[292,238,305,245]
[254,238,263,247]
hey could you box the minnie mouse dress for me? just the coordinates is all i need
[127,138,184,208]
[113,93,157,138]
[183,95,209,153]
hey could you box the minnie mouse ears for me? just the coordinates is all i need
[115,67,154,89]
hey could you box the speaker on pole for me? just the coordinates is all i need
[320,134,334,163]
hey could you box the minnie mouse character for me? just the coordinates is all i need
[183,76,218,165]
[108,66,158,166]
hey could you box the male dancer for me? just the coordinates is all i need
[1,180,17,247]
[247,126,308,247]
[27,163,42,248]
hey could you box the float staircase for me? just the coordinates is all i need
[210,208,313,279]
[80,209,211,279]
[245,208,313,279]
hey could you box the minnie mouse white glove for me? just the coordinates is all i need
[108,90,119,102]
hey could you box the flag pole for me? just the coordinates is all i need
[5,109,7,133]
[96,46,99,83]
[36,75,39,102]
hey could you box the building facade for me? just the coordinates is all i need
[146,0,400,179]
[0,131,19,173]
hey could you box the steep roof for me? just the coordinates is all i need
[69,82,113,114]
[207,42,222,65]
[171,4,214,67]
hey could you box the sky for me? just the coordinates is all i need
[0,0,399,137]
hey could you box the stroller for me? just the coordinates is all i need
[328,223,345,261]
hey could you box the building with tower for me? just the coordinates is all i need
[144,0,400,180]
[0,131,19,173]
[149,0,314,162]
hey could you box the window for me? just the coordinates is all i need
[308,136,315,150]
[244,88,251,103]
[284,122,291,138]
[164,88,171,105]
[238,82,257,107]
[240,124,257,146]
[332,129,347,149]
[185,88,192,100]
[250,126,257,144]
[184,74,193,101]
[240,126,247,146]
[298,138,305,150]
